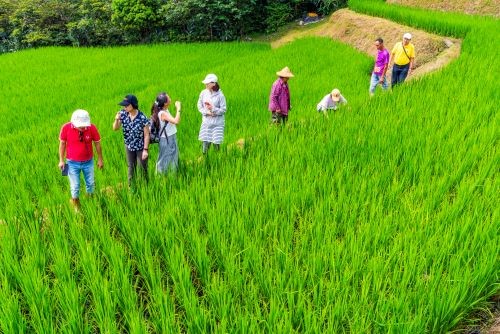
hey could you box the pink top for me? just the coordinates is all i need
[268,78,291,115]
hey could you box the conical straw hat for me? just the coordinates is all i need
[276,66,294,78]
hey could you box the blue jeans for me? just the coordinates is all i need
[369,73,388,94]
[391,64,410,87]
[67,159,94,199]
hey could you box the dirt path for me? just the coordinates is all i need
[269,9,461,83]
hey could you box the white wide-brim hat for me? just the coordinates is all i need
[202,73,218,84]
[71,109,91,127]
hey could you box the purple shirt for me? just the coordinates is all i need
[268,78,290,115]
[373,48,390,75]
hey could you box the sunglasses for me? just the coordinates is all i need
[79,131,84,142]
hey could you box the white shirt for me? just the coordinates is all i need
[158,110,177,137]
[317,94,347,112]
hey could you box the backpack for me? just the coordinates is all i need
[149,111,168,144]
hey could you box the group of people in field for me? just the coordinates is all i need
[58,73,229,209]
[58,32,415,210]
[369,33,416,96]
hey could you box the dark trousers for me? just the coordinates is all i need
[126,148,148,187]
[391,64,410,87]
[271,112,288,125]
[202,141,220,154]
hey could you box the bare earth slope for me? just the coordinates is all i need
[271,9,461,83]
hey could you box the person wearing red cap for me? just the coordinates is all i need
[113,94,150,189]
[59,109,103,211]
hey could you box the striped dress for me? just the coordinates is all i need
[197,89,226,144]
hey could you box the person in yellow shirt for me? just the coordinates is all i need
[388,32,415,87]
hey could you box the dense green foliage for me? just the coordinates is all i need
[0,0,498,332]
[0,0,347,52]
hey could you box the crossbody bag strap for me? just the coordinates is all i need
[401,42,411,62]
[159,121,168,143]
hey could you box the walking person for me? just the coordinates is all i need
[113,94,150,189]
[151,92,181,174]
[388,32,416,88]
[269,66,294,124]
[369,37,390,96]
[59,109,103,211]
[316,88,347,116]
[198,74,226,154]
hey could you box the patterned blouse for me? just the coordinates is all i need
[118,110,149,151]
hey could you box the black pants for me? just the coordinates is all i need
[126,148,148,187]
[271,112,288,125]
[391,63,410,88]
[202,141,220,154]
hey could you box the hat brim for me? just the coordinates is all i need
[276,71,294,78]
[72,120,91,127]
[118,101,130,106]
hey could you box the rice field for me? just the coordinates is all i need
[0,0,498,332]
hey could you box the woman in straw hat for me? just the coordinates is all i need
[269,66,294,124]
[198,73,227,154]
[316,88,347,115]
[59,109,103,210]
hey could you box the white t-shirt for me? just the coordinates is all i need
[158,110,177,137]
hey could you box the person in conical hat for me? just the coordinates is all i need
[269,66,294,124]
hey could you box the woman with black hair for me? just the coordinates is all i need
[113,94,150,189]
[152,92,181,174]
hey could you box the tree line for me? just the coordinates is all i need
[0,0,347,53]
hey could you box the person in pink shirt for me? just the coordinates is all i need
[59,109,103,210]
[268,66,294,124]
[369,37,390,96]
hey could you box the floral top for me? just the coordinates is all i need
[118,110,149,151]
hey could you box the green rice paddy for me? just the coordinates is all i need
[0,0,497,332]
